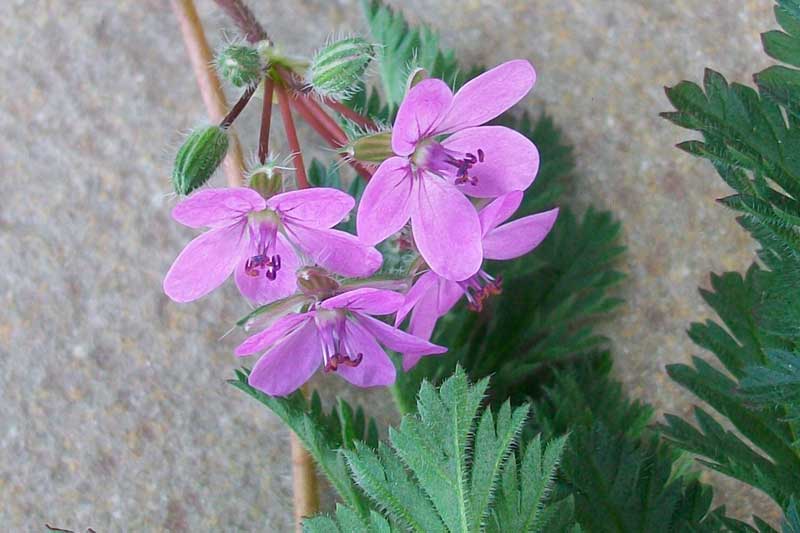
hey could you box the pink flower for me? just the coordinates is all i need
[235,287,447,396]
[163,187,381,304]
[395,191,558,370]
[357,60,540,281]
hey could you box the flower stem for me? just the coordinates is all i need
[258,78,275,164]
[323,98,377,131]
[212,0,269,44]
[171,0,245,186]
[291,385,320,532]
[220,84,257,129]
[276,83,310,190]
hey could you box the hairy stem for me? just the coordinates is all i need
[258,79,275,164]
[212,0,268,44]
[219,84,257,129]
[171,0,245,186]
[323,98,377,130]
[276,84,310,190]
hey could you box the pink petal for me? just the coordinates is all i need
[287,224,382,278]
[410,175,482,281]
[357,313,446,356]
[266,188,354,229]
[248,321,321,396]
[356,157,414,245]
[404,290,442,370]
[172,187,265,228]
[442,126,539,198]
[235,312,313,356]
[234,234,300,304]
[321,288,404,315]
[483,207,559,260]
[434,60,536,134]
[392,79,453,156]
[436,279,463,316]
[334,319,396,388]
[395,271,439,326]
[479,192,524,236]
[163,221,246,302]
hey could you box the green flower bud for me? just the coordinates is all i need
[172,126,229,195]
[216,44,262,88]
[308,37,375,99]
[406,67,428,91]
[345,131,393,164]
[247,162,284,199]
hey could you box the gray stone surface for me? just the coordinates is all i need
[0,0,779,529]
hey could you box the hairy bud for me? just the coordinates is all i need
[216,44,262,88]
[172,126,229,195]
[297,267,340,298]
[308,37,375,99]
[248,163,284,199]
[345,131,393,164]
[406,67,428,91]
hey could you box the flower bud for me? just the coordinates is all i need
[172,126,229,195]
[345,131,393,164]
[406,67,428,91]
[297,267,340,298]
[216,44,262,88]
[308,37,375,99]
[248,163,284,199]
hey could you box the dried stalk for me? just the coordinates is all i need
[171,0,245,186]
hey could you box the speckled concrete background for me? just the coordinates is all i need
[0,0,779,530]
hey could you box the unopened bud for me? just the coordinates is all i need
[406,67,428,91]
[308,37,375,99]
[346,131,393,164]
[216,44,262,88]
[297,267,340,298]
[172,126,229,195]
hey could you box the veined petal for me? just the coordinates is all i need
[248,321,321,397]
[266,188,354,228]
[172,187,265,228]
[163,221,246,302]
[479,191,524,236]
[288,224,382,278]
[234,312,313,356]
[392,78,453,156]
[234,234,300,304]
[404,290,444,371]
[442,126,539,198]
[356,157,414,245]
[395,271,439,326]
[335,319,396,388]
[483,207,559,260]
[410,175,482,281]
[434,60,536,134]
[437,279,463,316]
[357,313,446,356]
[321,287,404,315]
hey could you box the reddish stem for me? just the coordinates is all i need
[276,84,309,190]
[323,98,377,130]
[212,0,268,44]
[258,79,275,164]
[220,84,257,129]
[291,97,373,181]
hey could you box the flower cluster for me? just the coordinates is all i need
[164,60,558,396]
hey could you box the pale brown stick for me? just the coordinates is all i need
[171,0,245,186]
[291,386,321,531]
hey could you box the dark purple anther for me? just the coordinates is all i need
[447,148,484,186]
[245,253,282,279]
[477,149,485,162]
[324,352,364,373]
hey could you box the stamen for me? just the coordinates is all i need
[244,254,282,279]
[324,352,364,372]
[460,272,503,312]
[446,148,484,186]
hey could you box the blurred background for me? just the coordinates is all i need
[0,0,777,529]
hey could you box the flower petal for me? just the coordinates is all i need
[334,319,396,388]
[234,312,313,356]
[479,191,524,236]
[410,175,482,281]
[163,222,246,302]
[321,288,404,315]
[288,224,382,278]
[442,126,539,198]
[395,271,439,326]
[357,313,447,356]
[234,234,300,304]
[392,79,453,156]
[434,60,536,134]
[356,157,414,245]
[248,321,321,397]
[172,187,265,228]
[437,279,463,316]
[266,188,354,228]
[483,207,559,260]
[404,291,443,370]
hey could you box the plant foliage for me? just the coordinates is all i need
[661,0,800,521]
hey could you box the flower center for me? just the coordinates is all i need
[245,210,282,280]
[458,270,503,312]
[411,139,485,186]
[315,309,364,373]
